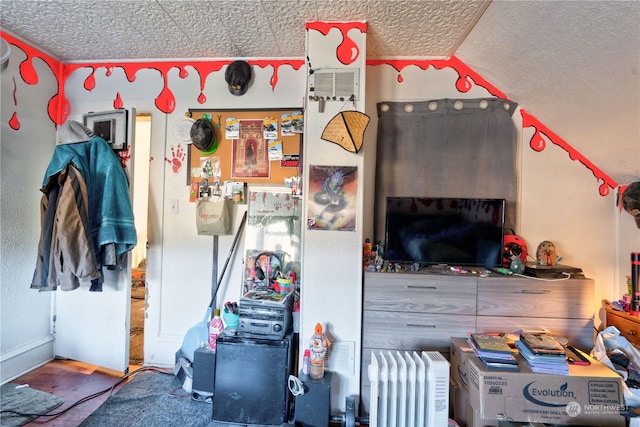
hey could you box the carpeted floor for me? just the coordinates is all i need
[0,383,64,427]
[78,371,211,427]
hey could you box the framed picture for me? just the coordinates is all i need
[83,109,128,151]
[307,165,358,231]
[231,119,270,179]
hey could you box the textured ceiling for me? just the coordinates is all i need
[456,0,640,186]
[1,0,638,185]
[0,0,490,61]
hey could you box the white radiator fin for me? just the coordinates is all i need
[422,351,450,427]
[368,350,450,427]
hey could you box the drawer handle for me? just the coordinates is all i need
[516,290,551,294]
[405,323,437,328]
[406,285,438,290]
[627,330,637,336]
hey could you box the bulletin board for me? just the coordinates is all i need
[187,108,303,186]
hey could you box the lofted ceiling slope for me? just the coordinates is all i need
[1,0,638,185]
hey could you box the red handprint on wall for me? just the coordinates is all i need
[118,147,131,168]
[165,145,186,173]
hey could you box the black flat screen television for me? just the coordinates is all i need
[384,197,506,267]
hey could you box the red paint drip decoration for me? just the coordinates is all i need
[114,92,124,110]
[253,60,305,91]
[84,68,96,91]
[9,78,20,130]
[65,60,304,112]
[1,31,66,125]
[306,22,367,65]
[9,112,20,130]
[367,56,507,99]
[48,91,70,125]
[12,77,17,105]
[2,32,304,120]
[65,62,189,114]
[521,109,618,196]
[155,71,176,113]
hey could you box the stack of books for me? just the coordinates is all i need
[468,333,519,371]
[515,333,569,375]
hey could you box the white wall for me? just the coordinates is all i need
[0,45,57,382]
[301,24,368,412]
[518,125,634,327]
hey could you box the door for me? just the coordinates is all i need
[53,108,137,373]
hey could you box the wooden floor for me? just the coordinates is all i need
[10,359,166,426]
[10,281,150,426]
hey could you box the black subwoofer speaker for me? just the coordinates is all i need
[294,371,332,427]
[212,332,294,425]
[192,347,216,397]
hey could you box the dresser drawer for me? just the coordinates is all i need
[362,310,476,352]
[606,308,640,347]
[477,277,594,319]
[364,272,477,315]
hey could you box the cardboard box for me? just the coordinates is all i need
[450,337,475,392]
[497,422,546,427]
[451,379,501,427]
[466,350,625,426]
[451,380,473,427]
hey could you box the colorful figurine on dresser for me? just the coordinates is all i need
[536,240,564,266]
[309,323,331,379]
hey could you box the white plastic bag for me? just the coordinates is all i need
[591,325,640,408]
[196,197,230,235]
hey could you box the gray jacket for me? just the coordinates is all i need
[31,163,101,291]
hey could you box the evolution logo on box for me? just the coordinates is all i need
[523,381,577,407]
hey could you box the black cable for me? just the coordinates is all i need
[0,366,172,419]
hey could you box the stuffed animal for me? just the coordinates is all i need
[536,240,558,266]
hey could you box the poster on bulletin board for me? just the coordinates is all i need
[186,108,303,186]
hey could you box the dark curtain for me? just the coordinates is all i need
[374,98,519,242]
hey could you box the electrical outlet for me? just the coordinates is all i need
[169,199,179,214]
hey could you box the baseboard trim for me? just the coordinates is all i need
[0,335,54,384]
[144,333,182,368]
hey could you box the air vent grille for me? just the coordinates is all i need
[309,68,359,101]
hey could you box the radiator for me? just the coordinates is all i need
[368,350,450,427]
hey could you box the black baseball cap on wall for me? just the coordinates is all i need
[190,118,218,154]
[225,60,252,96]
[623,182,640,228]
